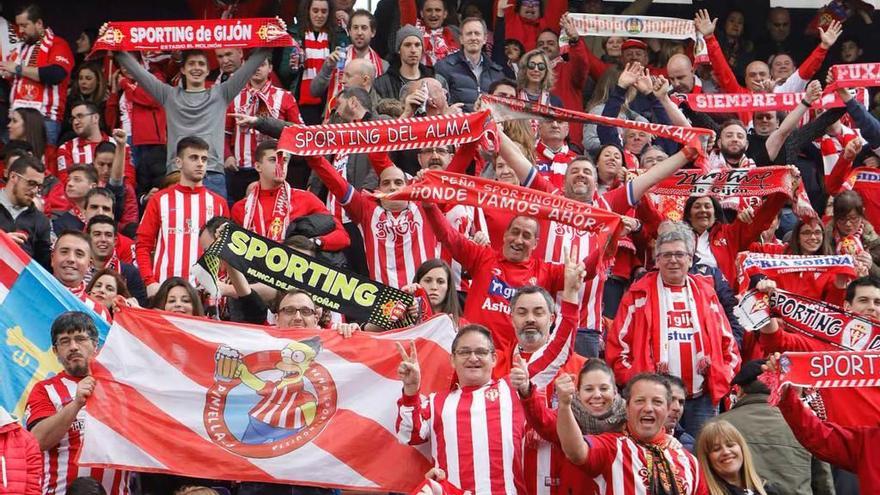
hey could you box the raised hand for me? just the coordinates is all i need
[560,14,579,41]
[510,353,531,396]
[112,128,127,146]
[694,9,717,37]
[652,75,671,100]
[617,62,642,89]
[397,341,421,395]
[843,137,863,161]
[803,80,823,105]
[634,67,653,95]
[555,373,576,407]
[562,246,586,299]
[819,20,843,49]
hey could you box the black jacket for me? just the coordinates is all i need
[0,203,51,270]
[433,50,513,111]
[373,60,437,101]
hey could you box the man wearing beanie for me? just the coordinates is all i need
[717,360,835,495]
[375,25,438,100]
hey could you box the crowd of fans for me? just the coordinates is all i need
[1,0,880,494]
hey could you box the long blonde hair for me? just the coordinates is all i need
[696,420,768,495]
[516,49,556,94]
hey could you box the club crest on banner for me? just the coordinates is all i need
[625,17,644,34]
[204,337,337,457]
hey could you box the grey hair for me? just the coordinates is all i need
[655,228,695,256]
[510,285,556,313]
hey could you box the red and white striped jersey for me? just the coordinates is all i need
[226,82,302,168]
[135,184,228,286]
[578,432,705,495]
[440,204,487,292]
[397,378,526,495]
[661,284,706,397]
[342,187,439,289]
[326,154,352,224]
[68,280,112,322]
[25,372,130,495]
[249,380,317,429]
[55,134,136,189]
[534,141,575,191]
[10,29,74,123]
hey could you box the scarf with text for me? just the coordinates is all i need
[825,63,880,93]
[651,166,796,200]
[241,182,292,242]
[768,289,880,351]
[684,91,852,113]
[741,253,857,281]
[481,93,712,158]
[760,351,880,406]
[278,110,495,156]
[91,18,293,54]
[379,170,624,260]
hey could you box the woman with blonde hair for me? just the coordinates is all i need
[515,49,561,107]
[696,420,780,495]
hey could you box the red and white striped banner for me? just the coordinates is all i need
[826,63,880,93]
[566,13,696,40]
[774,351,880,389]
[741,253,857,280]
[684,91,852,113]
[92,18,294,53]
[79,307,457,491]
[278,111,495,156]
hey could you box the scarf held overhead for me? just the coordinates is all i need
[768,289,880,351]
[825,63,880,92]
[760,350,880,406]
[278,110,495,156]
[380,170,624,258]
[651,166,796,199]
[92,18,294,53]
[480,93,713,156]
[195,224,416,329]
[741,253,857,280]
[685,91,853,113]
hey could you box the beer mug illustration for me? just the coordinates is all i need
[215,345,243,381]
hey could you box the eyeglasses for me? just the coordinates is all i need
[418,147,451,155]
[69,112,96,123]
[55,334,93,348]
[278,306,316,317]
[11,172,43,190]
[656,251,690,261]
[527,61,547,71]
[837,214,862,227]
[799,229,823,238]
[453,348,493,358]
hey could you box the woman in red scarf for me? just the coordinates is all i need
[822,190,880,278]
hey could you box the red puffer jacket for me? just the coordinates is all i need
[0,418,43,495]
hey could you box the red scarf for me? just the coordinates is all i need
[417,21,456,67]
[324,46,385,121]
[300,31,329,106]
[241,183,291,242]
[834,222,865,256]
[761,350,880,406]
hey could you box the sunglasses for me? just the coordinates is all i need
[527,61,547,71]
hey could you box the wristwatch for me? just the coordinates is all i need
[14,64,22,77]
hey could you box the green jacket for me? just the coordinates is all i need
[717,393,835,495]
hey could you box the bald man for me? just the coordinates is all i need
[666,54,698,94]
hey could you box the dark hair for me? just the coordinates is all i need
[510,285,554,313]
[51,311,98,346]
[176,136,210,156]
[788,218,828,255]
[68,164,99,184]
[200,215,231,238]
[489,78,517,94]
[719,119,747,136]
[683,195,724,229]
[350,9,376,31]
[11,108,47,160]
[339,87,371,110]
[150,277,205,317]
[505,215,540,238]
[538,28,559,39]
[86,214,117,236]
[413,259,461,319]
[845,276,880,304]
[94,141,117,156]
[86,268,131,300]
[8,154,44,175]
[577,358,615,388]
[832,190,865,221]
[85,187,115,211]
[742,379,770,395]
[67,476,107,495]
[56,229,92,247]
[181,50,209,66]
[622,373,672,405]
[254,139,278,163]
[69,99,101,117]
[16,4,43,23]
[299,0,338,47]
[2,140,34,162]
[514,0,544,16]
[451,324,495,353]
[70,63,108,105]
[662,373,686,393]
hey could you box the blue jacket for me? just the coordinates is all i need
[433,50,513,111]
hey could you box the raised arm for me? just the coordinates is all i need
[556,374,590,465]
[766,80,821,161]
[222,48,271,102]
[113,51,172,105]
[629,148,693,201]
[696,9,744,94]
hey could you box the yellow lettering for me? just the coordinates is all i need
[228,230,251,256]
[283,252,310,282]
[329,272,359,299]
[307,263,330,287]
[354,283,378,306]
[265,247,288,272]
[244,238,268,261]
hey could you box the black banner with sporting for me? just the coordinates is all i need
[196,224,416,329]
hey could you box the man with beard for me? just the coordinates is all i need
[1,4,73,145]
[0,155,51,269]
[708,120,752,171]
[311,9,387,118]
[85,215,147,306]
[25,312,128,494]
[557,373,707,494]
[374,26,434,101]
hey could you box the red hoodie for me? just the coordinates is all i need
[0,411,42,495]
[500,1,567,52]
[106,75,168,146]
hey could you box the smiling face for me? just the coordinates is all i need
[51,234,91,288]
[709,437,745,482]
[494,156,519,185]
[277,292,320,329]
[89,274,119,307]
[625,379,670,441]
[87,222,116,260]
[563,159,596,201]
[421,0,447,29]
[276,340,318,379]
[797,220,824,254]
[596,146,622,185]
[53,329,96,377]
[770,54,794,81]
[656,239,692,286]
[718,124,747,160]
[604,36,624,57]
[502,217,539,262]
[578,369,616,416]
[536,31,559,59]
[181,53,209,87]
[525,53,547,87]
[845,285,880,320]
[512,292,554,352]
[688,196,716,234]
[518,0,540,21]
[164,285,195,315]
[451,330,496,387]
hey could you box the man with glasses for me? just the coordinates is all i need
[395,246,584,495]
[0,155,51,268]
[56,101,135,190]
[606,229,741,436]
[24,311,128,494]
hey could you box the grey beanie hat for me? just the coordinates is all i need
[396,25,423,52]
